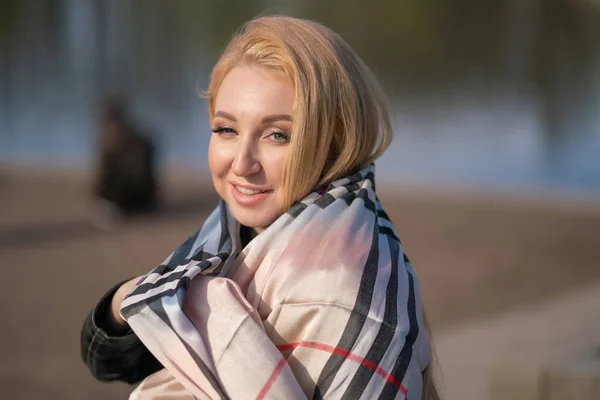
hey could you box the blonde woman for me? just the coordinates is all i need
[81,15,440,400]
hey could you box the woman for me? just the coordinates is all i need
[81,15,440,399]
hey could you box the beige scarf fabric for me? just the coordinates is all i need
[121,166,430,399]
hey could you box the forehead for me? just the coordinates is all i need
[214,65,295,116]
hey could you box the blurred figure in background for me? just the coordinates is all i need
[92,96,158,227]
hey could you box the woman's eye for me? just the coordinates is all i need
[211,126,236,135]
[268,131,290,143]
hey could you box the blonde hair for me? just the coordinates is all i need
[205,15,391,209]
[206,15,441,399]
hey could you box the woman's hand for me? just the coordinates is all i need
[107,277,140,334]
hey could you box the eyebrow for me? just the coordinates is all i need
[214,111,237,122]
[213,111,292,124]
[261,114,293,124]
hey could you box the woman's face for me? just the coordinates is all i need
[208,65,294,233]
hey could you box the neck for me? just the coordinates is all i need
[240,226,260,247]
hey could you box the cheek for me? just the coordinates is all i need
[262,151,287,183]
[264,151,288,210]
[207,139,229,178]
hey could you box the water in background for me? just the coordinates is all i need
[1,0,599,194]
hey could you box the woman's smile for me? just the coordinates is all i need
[230,182,273,206]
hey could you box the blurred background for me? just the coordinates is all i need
[1,1,599,399]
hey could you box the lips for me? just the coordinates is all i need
[230,183,273,206]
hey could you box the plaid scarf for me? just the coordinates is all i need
[121,165,430,399]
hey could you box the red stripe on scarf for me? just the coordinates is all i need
[275,341,408,396]
[256,357,288,400]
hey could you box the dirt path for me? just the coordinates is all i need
[2,171,600,399]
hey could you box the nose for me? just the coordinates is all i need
[231,138,261,177]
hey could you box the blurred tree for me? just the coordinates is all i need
[0,0,18,145]
[199,0,264,57]
[293,0,447,97]
[116,0,262,112]
[0,0,18,36]
[2,0,600,175]
[531,0,600,148]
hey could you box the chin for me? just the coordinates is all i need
[229,207,280,230]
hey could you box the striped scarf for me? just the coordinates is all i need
[121,165,430,399]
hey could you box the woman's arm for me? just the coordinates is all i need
[80,279,163,384]
[107,277,138,334]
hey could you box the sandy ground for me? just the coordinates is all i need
[436,281,600,399]
[1,167,600,399]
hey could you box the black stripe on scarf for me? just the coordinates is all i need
[376,208,392,222]
[364,170,375,191]
[126,253,228,300]
[122,252,230,317]
[341,233,400,397]
[164,228,203,269]
[357,189,377,214]
[379,226,400,243]
[340,189,377,215]
[342,182,361,193]
[341,192,356,206]
[312,221,380,399]
[377,270,418,399]
[287,202,307,218]
[214,208,235,276]
[128,268,192,298]
[315,193,336,208]
[147,299,230,399]
[288,179,364,216]
[218,202,230,250]
[121,275,192,317]
[336,170,365,187]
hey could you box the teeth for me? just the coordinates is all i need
[235,185,264,195]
